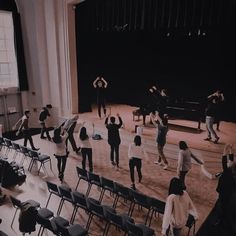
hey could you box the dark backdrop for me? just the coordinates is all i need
[75,0,235,121]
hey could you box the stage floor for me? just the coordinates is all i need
[1,103,236,235]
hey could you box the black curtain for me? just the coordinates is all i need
[0,0,29,91]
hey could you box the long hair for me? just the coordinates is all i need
[168,177,184,196]
[134,135,141,146]
[52,127,62,143]
[80,127,89,141]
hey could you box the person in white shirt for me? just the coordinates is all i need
[78,126,93,172]
[162,177,198,236]
[128,135,148,190]
[52,126,68,182]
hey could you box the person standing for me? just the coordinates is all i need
[13,110,39,150]
[78,127,93,172]
[207,90,224,131]
[204,94,220,143]
[177,141,203,189]
[162,177,198,236]
[62,115,80,154]
[52,126,68,182]
[38,106,51,141]
[151,112,169,170]
[128,135,148,190]
[93,76,108,118]
[105,113,123,169]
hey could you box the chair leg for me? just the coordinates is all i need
[45,193,52,207]
[86,184,92,197]
[75,179,81,191]
[103,222,109,236]
[99,189,105,203]
[38,163,43,175]
[11,208,18,228]
[128,202,135,217]
[70,206,78,224]
[148,209,154,226]
[57,199,64,215]
[113,195,119,208]
[86,214,93,230]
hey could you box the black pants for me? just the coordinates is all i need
[66,133,78,152]
[81,148,93,172]
[97,98,106,118]
[179,171,188,189]
[129,158,142,183]
[22,129,36,149]
[109,144,119,166]
[55,155,68,175]
[40,122,51,139]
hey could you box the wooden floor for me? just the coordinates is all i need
[1,104,236,236]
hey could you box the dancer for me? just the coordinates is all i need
[105,113,123,169]
[78,127,93,172]
[151,112,169,170]
[204,94,220,143]
[162,177,198,236]
[62,115,80,154]
[128,135,148,190]
[93,76,108,118]
[177,141,203,189]
[52,126,68,182]
[38,106,51,140]
[207,90,224,131]
[13,110,39,150]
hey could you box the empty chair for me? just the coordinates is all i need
[86,171,102,197]
[3,138,13,156]
[185,214,196,236]
[11,142,21,162]
[19,145,31,165]
[55,216,88,236]
[126,220,155,236]
[86,197,111,232]
[37,207,68,236]
[129,190,152,225]
[75,166,89,191]
[45,181,61,207]
[99,176,115,203]
[103,207,134,236]
[148,197,166,226]
[70,191,89,224]
[57,185,73,215]
[113,182,133,212]
[28,150,52,175]
[10,195,40,228]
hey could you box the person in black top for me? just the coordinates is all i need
[39,106,51,140]
[93,76,108,118]
[105,113,123,169]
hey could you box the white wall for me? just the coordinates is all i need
[15,0,82,125]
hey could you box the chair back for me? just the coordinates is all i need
[46,181,60,195]
[19,146,30,155]
[88,172,101,185]
[86,198,103,216]
[100,176,114,190]
[28,150,39,158]
[114,182,132,199]
[10,196,22,209]
[104,208,122,226]
[126,220,143,236]
[76,166,88,180]
[55,220,70,236]
[150,197,166,214]
[4,138,12,148]
[58,185,72,201]
[186,214,195,228]
[131,190,151,207]
[12,142,20,151]
[72,191,87,208]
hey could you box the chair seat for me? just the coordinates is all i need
[23,200,40,209]
[68,224,87,236]
[37,208,54,218]
[38,155,50,161]
[51,216,69,232]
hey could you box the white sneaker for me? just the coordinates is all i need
[163,164,168,170]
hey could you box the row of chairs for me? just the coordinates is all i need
[73,167,196,235]
[45,181,155,236]
[0,137,52,175]
[46,179,195,235]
